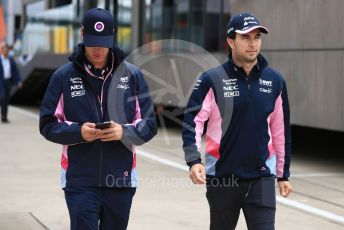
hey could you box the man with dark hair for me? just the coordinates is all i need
[183,12,292,230]
[40,8,157,230]
[0,42,22,123]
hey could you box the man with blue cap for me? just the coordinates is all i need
[40,8,157,230]
[183,12,292,229]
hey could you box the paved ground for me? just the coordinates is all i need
[0,106,344,230]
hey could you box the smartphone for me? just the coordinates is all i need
[95,121,111,129]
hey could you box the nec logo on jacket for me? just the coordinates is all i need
[223,78,240,97]
[70,77,85,97]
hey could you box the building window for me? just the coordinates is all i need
[144,0,230,52]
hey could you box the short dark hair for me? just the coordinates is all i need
[227,32,236,52]
[227,33,236,40]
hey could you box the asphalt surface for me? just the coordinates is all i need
[0,106,343,230]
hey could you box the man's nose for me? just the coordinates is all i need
[249,39,256,47]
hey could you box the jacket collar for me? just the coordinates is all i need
[227,52,268,77]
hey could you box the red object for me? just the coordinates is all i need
[0,4,6,42]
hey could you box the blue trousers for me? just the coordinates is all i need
[1,80,12,120]
[206,176,276,230]
[64,187,136,230]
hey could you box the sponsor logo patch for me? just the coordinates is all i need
[71,90,86,97]
[224,91,240,97]
[70,77,85,97]
[259,78,272,87]
[259,88,272,94]
[223,78,239,97]
[117,84,130,90]
[120,76,129,83]
[94,21,104,32]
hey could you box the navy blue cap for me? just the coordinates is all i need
[227,13,268,37]
[82,8,114,48]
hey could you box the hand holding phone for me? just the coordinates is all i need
[81,122,102,142]
[98,121,123,141]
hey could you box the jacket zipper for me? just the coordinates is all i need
[84,54,115,187]
[246,77,250,90]
[246,77,251,103]
[98,78,109,187]
[99,142,103,187]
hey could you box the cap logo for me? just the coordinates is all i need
[94,21,104,32]
[244,16,255,21]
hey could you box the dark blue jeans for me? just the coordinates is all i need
[64,187,136,230]
[206,176,276,230]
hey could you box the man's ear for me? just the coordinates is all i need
[80,27,84,40]
[227,37,234,50]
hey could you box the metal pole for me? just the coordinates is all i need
[6,0,15,44]
[131,0,143,50]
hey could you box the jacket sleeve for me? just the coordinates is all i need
[121,69,157,146]
[39,68,85,145]
[10,58,21,85]
[269,80,292,180]
[182,73,212,167]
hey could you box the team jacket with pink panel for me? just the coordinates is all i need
[182,54,291,180]
[39,45,157,188]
